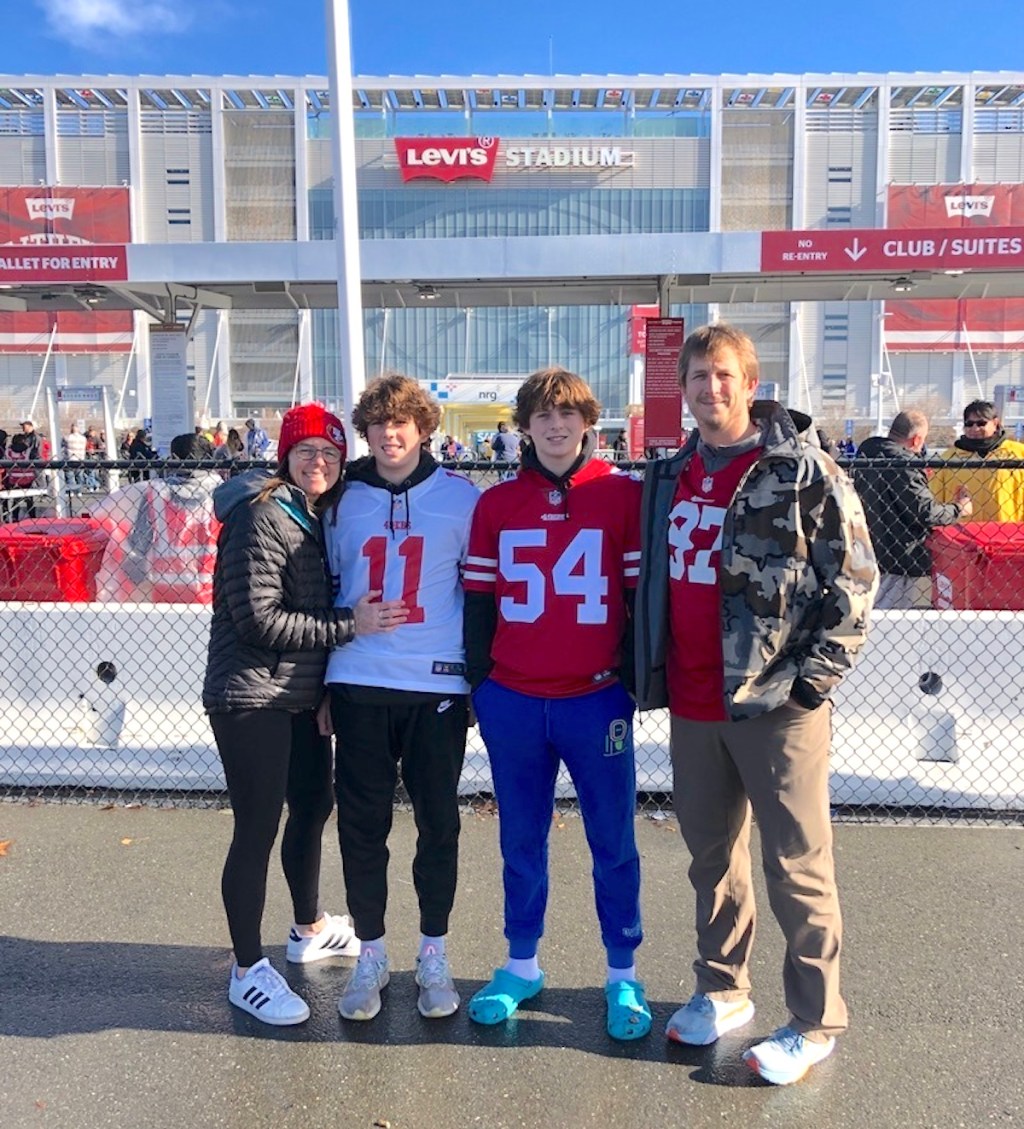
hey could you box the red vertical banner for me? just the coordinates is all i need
[0,187,133,354]
[628,304,661,355]
[886,184,1024,351]
[643,318,685,449]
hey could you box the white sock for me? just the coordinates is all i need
[419,934,446,957]
[504,956,540,981]
[361,936,387,961]
[607,964,636,984]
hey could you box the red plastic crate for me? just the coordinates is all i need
[928,521,1024,611]
[0,517,110,602]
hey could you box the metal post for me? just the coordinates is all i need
[325,0,367,445]
[28,323,58,422]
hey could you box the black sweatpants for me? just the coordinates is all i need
[330,688,468,941]
[210,708,334,968]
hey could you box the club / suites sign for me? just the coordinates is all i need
[394,138,635,183]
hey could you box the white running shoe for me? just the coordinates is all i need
[286,912,360,964]
[338,949,390,1021]
[743,1026,836,1085]
[228,958,310,1025]
[665,992,754,1045]
[415,945,460,1018]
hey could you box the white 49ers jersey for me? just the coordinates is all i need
[324,468,480,693]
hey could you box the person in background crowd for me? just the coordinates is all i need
[612,429,629,459]
[855,410,971,609]
[118,430,133,461]
[5,431,40,519]
[214,427,246,480]
[837,436,856,458]
[634,323,878,1085]
[930,400,1024,522]
[64,423,88,492]
[193,426,215,456]
[203,402,406,1027]
[464,366,650,1043]
[322,374,478,1024]
[213,421,229,448]
[127,428,156,484]
[477,434,493,461]
[20,419,48,461]
[244,417,271,460]
[490,420,520,464]
[91,433,224,604]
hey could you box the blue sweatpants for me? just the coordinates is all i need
[473,678,643,966]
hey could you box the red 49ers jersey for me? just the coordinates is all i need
[667,446,762,720]
[464,459,641,697]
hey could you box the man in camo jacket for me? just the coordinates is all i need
[634,322,877,1085]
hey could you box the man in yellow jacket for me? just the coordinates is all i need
[931,400,1024,522]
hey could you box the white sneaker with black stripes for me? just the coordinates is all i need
[228,958,310,1025]
[286,912,361,964]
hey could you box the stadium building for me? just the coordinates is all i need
[2,70,1024,436]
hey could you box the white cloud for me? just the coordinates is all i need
[38,0,194,44]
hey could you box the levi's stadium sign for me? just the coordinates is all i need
[393,138,635,183]
[395,138,500,183]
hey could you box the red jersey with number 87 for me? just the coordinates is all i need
[464,459,641,697]
[667,446,762,720]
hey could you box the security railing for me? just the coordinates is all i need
[0,455,1021,825]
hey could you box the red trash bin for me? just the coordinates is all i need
[928,522,1024,611]
[0,517,110,602]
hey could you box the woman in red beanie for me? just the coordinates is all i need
[203,402,409,1026]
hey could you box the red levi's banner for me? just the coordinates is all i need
[0,187,132,354]
[886,184,1024,352]
[394,137,500,183]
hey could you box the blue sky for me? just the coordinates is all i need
[13,0,1024,79]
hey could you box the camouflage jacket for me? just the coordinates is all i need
[634,401,878,720]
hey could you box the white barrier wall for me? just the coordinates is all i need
[0,605,1021,811]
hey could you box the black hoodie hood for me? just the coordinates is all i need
[344,446,439,492]
[343,447,440,539]
[955,428,1007,455]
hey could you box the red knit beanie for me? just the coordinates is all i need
[277,403,347,465]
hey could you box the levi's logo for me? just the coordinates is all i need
[394,137,499,183]
[945,195,995,219]
[26,197,76,222]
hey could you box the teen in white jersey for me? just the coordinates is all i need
[322,374,479,1023]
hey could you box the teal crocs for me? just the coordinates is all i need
[468,967,545,1025]
[605,979,652,1041]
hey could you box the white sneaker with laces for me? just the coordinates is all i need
[228,958,310,1025]
[415,945,460,1018]
[286,912,360,963]
[338,949,390,1021]
[743,1026,836,1085]
[665,992,755,1045]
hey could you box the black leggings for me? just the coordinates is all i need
[210,709,333,968]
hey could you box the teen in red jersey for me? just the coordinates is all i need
[463,366,650,1042]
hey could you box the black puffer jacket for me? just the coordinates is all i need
[853,435,963,577]
[203,471,355,712]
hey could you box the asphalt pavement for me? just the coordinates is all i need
[0,800,1021,1129]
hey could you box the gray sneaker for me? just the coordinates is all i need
[338,949,390,1021]
[415,945,460,1018]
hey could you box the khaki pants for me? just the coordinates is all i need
[671,701,847,1040]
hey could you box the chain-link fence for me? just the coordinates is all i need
[0,453,1021,824]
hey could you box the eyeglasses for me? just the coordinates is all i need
[963,419,991,428]
[292,444,343,463]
